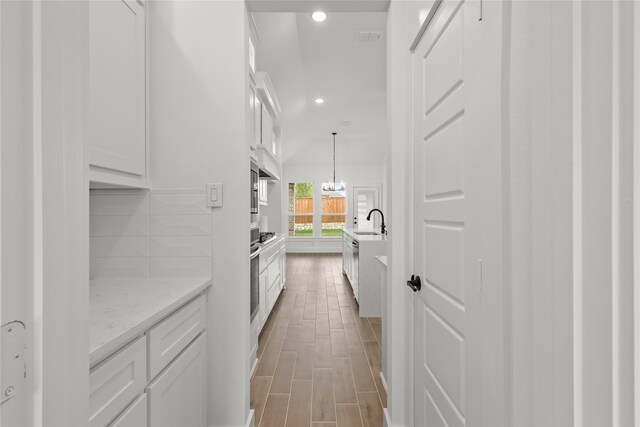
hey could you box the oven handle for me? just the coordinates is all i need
[250,246,262,260]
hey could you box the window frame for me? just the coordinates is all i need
[319,184,347,239]
[287,182,315,238]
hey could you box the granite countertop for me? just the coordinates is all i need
[343,228,388,242]
[90,277,212,367]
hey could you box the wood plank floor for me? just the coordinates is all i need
[251,253,386,427]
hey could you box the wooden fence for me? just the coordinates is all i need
[293,197,346,224]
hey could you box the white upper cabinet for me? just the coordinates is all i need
[249,77,261,162]
[261,106,274,151]
[88,0,146,185]
[255,72,281,159]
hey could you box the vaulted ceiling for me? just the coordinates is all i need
[252,11,387,167]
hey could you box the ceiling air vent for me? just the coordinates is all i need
[354,30,383,44]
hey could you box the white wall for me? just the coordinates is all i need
[148,2,251,425]
[282,163,384,253]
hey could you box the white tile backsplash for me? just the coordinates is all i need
[150,236,212,257]
[90,192,150,216]
[90,215,150,237]
[91,257,150,278]
[150,193,210,215]
[149,215,212,236]
[90,189,213,279]
[90,236,150,258]
[149,257,212,278]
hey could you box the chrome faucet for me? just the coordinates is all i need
[366,209,386,235]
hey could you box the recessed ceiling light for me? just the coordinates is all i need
[311,11,327,22]
[314,98,325,104]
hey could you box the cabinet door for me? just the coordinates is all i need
[249,81,259,154]
[147,333,207,427]
[147,295,206,380]
[109,394,147,427]
[342,236,347,274]
[90,336,146,427]
[279,248,286,287]
[261,107,273,148]
[89,0,146,176]
[259,271,267,328]
[254,94,263,147]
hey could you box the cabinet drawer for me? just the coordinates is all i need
[109,393,147,427]
[267,281,281,311]
[266,245,280,266]
[147,295,206,380]
[147,333,207,427]
[267,260,280,291]
[90,336,147,427]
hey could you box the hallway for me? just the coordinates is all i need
[251,254,386,427]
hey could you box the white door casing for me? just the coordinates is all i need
[411,1,507,425]
[1,1,33,423]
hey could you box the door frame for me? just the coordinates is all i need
[385,1,419,425]
[634,0,640,417]
[0,2,89,424]
[352,184,382,229]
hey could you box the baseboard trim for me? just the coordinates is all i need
[286,248,342,253]
[380,372,389,394]
[245,409,255,427]
[383,407,392,427]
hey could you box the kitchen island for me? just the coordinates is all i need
[342,228,387,316]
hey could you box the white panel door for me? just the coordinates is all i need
[412,1,506,425]
[89,0,145,176]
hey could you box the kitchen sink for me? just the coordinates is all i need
[354,231,380,236]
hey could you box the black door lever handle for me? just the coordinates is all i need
[407,275,421,292]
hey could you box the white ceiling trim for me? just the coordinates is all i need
[247,0,390,13]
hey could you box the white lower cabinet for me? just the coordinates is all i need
[110,393,147,427]
[89,294,207,426]
[90,336,147,427]
[257,237,285,333]
[259,269,268,328]
[147,296,206,380]
[147,333,207,427]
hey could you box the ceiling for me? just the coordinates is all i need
[252,11,388,167]
[247,0,390,13]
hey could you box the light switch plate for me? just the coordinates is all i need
[206,183,223,208]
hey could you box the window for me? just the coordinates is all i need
[321,184,346,237]
[288,182,313,237]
